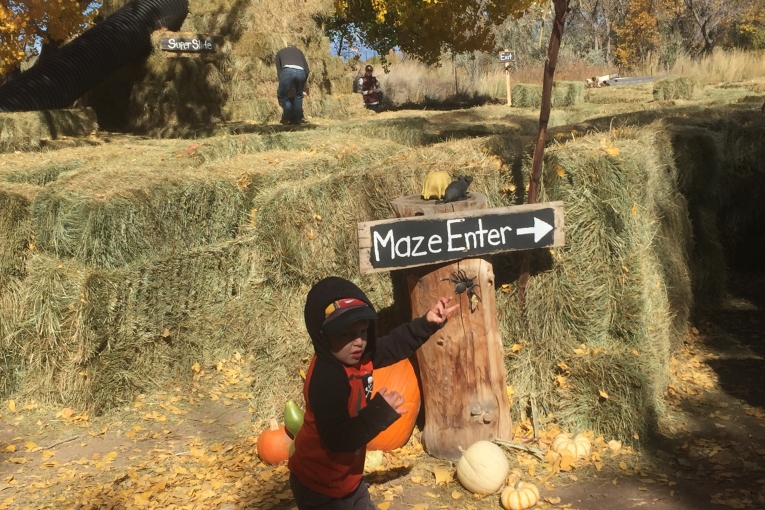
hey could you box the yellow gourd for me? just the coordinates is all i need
[551,432,591,459]
[500,481,540,510]
[456,440,509,494]
[421,171,452,200]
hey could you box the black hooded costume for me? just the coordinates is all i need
[288,276,442,498]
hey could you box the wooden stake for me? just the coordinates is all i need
[519,0,570,303]
[505,67,512,106]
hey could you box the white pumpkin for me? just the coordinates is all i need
[456,440,509,494]
[501,481,540,510]
[551,433,591,459]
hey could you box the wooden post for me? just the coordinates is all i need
[390,193,513,460]
[505,67,512,106]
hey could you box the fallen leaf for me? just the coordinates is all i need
[599,390,610,399]
[545,496,562,504]
[8,400,15,412]
[608,440,622,453]
[433,466,452,485]
[192,362,201,373]
[451,491,462,499]
[605,146,620,157]
[511,343,523,353]
[377,503,391,510]
[60,408,74,419]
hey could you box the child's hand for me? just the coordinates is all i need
[425,296,460,326]
[378,387,408,415]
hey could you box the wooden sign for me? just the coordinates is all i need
[358,201,564,274]
[161,37,217,52]
[499,50,516,63]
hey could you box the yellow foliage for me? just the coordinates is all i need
[0,0,97,74]
[334,0,538,64]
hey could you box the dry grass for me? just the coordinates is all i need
[671,49,765,86]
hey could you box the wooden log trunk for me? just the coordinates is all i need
[390,193,513,460]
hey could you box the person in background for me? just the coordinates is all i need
[275,45,309,125]
[358,65,382,112]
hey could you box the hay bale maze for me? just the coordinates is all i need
[87,0,353,134]
[512,81,585,108]
[2,102,764,442]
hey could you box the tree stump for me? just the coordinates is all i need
[390,193,513,460]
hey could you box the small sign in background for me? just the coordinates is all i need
[161,37,217,53]
[499,51,516,63]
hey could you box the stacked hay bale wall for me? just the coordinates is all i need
[87,0,353,134]
[512,81,584,108]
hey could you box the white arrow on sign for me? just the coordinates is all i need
[516,217,554,243]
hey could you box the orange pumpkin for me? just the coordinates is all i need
[257,419,292,465]
[367,358,421,451]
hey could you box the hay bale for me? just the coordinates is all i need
[498,123,692,441]
[511,81,585,109]
[7,237,260,412]
[653,77,700,101]
[585,83,653,104]
[31,167,246,269]
[0,183,38,279]
[248,138,509,286]
[0,110,98,153]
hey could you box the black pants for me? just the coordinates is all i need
[289,473,376,510]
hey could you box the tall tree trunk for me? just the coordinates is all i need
[518,0,570,303]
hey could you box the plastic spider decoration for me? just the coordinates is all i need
[441,269,481,312]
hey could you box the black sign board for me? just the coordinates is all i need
[358,202,564,274]
[161,37,217,52]
[499,51,516,63]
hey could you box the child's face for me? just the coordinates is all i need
[327,319,370,366]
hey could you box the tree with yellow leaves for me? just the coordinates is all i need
[331,0,539,65]
[614,0,660,70]
[0,0,98,76]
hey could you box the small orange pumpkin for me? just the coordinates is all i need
[367,359,421,451]
[257,418,292,465]
[500,481,540,510]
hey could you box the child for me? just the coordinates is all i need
[288,276,459,509]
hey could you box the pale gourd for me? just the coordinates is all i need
[456,440,509,494]
[551,433,591,459]
[364,450,384,472]
[500,481,540,510]
[421,171,452,200]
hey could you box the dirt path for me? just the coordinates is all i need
[1,273,763,510]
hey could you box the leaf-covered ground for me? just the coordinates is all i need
[0,272,763,510]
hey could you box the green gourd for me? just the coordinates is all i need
[285,400,305,438]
